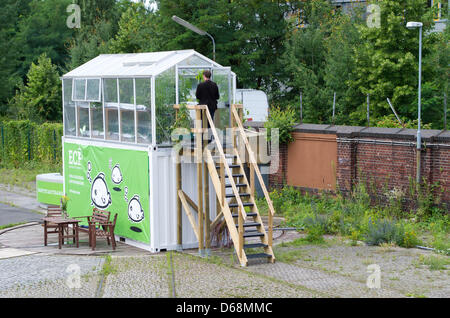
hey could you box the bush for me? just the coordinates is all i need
[264,106,296,144]
[305,225,325,243]
[364,218,404,246]
[0,120,63,168]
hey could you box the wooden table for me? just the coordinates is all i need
[43,217,80,249]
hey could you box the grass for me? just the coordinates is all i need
[267,183,448,253]
[417,255,450,271]
[0,222,27,230]
[0,162,61,189]
[101,255,117,276]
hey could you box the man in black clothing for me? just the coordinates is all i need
[196,70,220,123]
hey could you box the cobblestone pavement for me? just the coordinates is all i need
[0,195,448,298]
[102,255,170,298]
[281,242,450,298]
[171,253,320,298]
[0,254,104,297]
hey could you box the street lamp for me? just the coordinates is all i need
[172,15,216,61]
[406,21,423,185]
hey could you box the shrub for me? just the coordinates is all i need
[364,218,404,246]
[264,106,296,144]
[0,120,62,168]
[304,214,331,234]
[305,225,325,243]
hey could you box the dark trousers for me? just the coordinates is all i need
[201,107,216,129]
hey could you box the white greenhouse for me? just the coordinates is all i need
[61,50,236,252]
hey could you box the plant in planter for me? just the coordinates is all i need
[170,103,192,144]
[60,195,69,218]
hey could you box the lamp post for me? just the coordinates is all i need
[172,15,216,61]
[406,21,423,186]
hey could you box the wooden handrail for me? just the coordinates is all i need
[205,147,247,266]
[231,105,276,216]
[200,105,248,220]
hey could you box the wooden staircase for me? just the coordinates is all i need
[174,104,276,267]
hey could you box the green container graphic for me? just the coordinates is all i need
[64,141,150,244]
[36,174,64,206]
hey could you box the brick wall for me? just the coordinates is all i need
[268,142,287,189]
[253,122,450,208]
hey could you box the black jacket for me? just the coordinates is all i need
[196,80,220,113]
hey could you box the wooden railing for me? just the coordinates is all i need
[174,104,248,265]
[231,104,275,246]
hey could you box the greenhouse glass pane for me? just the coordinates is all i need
[155,67,176,144]
[119,78,134,106]
[137,109,151,144]
[91,102,104,139]
[135,78,151,144]
[178,68,201,104]
[212,69,230,108]
[86,79,100,101]
[77,103,90,137]
[178,55,212,66]
[74,79,86,100]
[106,108,119,141]
[63,79,76,136]
[104,79,118,104]
[135,78,151,107]
[120,109,135,142]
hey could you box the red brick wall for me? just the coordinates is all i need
[268,128,450,208]
[268,142,287,188]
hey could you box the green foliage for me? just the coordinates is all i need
[0,0,32,115]
[170,104,192,143]
[0,120,62,168]
[304,225,325,244]
[418,255,449,270]
[348,0,436,124]
[9,54,62,122]
[108,2,162,54]
[67,0,126,70]
[264,107,296,144]
[155,67,177,144]
[14,0,73,72]
[271,180,447,250]
[375,114,433,129]
[363,219,405,246]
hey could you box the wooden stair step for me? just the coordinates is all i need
[235,222,261,228]
[220,174,244,178]
[232,212,257,218]
[225,193,250,198]
[229,202,254,208]
[225,183,247,188]
[246,253,272,259]
[216,164,240,169]
[243,231,264,238]
[244,243,268,249]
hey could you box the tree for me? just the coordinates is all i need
[15,0,74,77]
[156,0,295,94]
[348,0,434,125]
[109,2,163,53]
[67,0,129,69]
[279,0,339,123]
[10,54,62,123]
[0,0,32,115]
